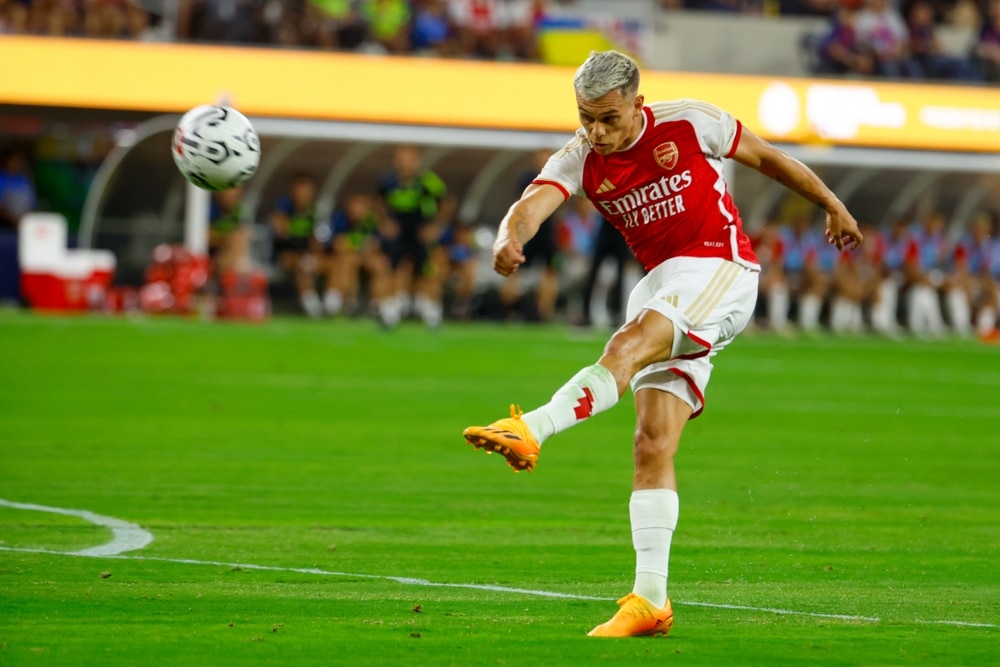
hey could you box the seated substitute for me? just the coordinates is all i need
[270,173,336,317]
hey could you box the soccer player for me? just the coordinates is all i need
[462,50,863,638]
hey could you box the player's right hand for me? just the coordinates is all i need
[824,203,864,252]
[493,240,526,277]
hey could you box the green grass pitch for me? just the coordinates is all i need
[1,311,997,666]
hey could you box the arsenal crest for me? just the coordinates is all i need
[654,142,679,170]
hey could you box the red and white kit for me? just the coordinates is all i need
[534,100,759,272]
[535,100,761,415]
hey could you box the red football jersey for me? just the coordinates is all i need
[533,100,760,271]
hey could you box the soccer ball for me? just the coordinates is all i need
[172,105,260,192]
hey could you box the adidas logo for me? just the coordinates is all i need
[596,178,616,194]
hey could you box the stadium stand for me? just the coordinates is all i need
[1,0,999,339]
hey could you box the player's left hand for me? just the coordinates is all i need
[825,203,864,251]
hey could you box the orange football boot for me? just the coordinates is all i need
[463,405,540,472]
[587,594,674,638]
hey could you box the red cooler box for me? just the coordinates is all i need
[18,213,117,311]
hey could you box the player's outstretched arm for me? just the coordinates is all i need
[732,128,863,251]
[493,183,566,276]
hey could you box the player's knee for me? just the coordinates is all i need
[633,426,678,465]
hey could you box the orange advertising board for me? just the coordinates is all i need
[3,36,1000,153]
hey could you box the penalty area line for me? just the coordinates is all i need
[2,545,995,628]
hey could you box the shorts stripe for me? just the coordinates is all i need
[685,262,741,326]
[683,263,728,318]
[690,264,741,326]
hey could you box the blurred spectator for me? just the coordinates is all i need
[0,149,36,230]
[208,185,252,275]
[326,192,392,316]
[960,212,1000,339]
[947,0,981,31]
[813,1,876,75]
[684,0,754,11]
[499,148,562,322]
[0,0,30,33]
[556,195,601,316]
[906,0,980,80]
[28,0,79,35]
[754,220,792,332]
[82,0,130,38]
[868,217,911,335]
[441,221,477,319]
[6,0,155,38]
[829,237,868,333]
[373,144,454,328]
[855,0,923,78]
[558,196,600,258]
[124,0,153,39]
[410,0,459,56]
[498,0,541,61]
[780,212,831,332]
[972,0,1000,81]
[946,216,980,337]
[269,173,331,317]
[902,210,948,336]
[362,0,411,53]
[177,0,268,44]
[5,0,544,61]
[779,0,839,16]
[302,0,369,49]
[949,212,1000,338]
[578,215,639,329]
[447,0,504,59]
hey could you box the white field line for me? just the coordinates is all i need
[0,500,994,629]
[0,498,152,556]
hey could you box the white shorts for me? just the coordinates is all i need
[626,257,759,418]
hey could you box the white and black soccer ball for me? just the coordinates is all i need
[172,105,260,192]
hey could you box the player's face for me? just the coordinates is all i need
[216,186,242,209]
[292,178,316,207]
[576,89,644,155]
[393,146,421,178]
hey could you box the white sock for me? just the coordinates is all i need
[414,294,429,317]
[977,306,997,336]
[631,488,678,609]
[849,301,863,332]
[323,289,343,315]
[799,294,822,331]
[830,297,851,333]
[400,294,414,318]
[422,300,443,328]
[301,290,322,318]
[521,364,618,444]
[908,286,943,336]
[378,296,402,327]
[946,288,971,335]
[768,284,789,331]
[871,280,899,334]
